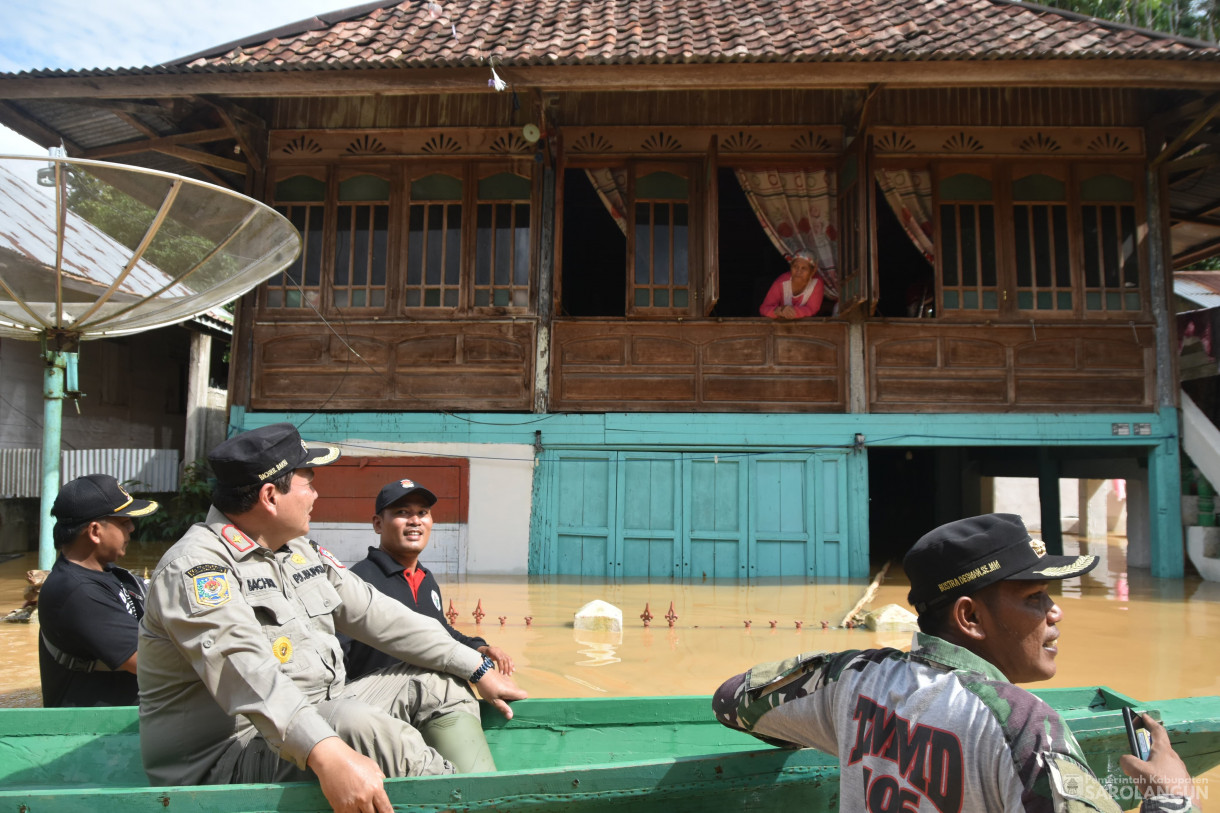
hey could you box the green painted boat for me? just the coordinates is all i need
[0,688,1216,812]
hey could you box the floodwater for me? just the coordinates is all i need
[3,534,1219,799]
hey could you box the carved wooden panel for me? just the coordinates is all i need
[868,323,1155,413]
[270,128,542,161]
[552,321,847,412]
[562,125,842,156]
[249,320,535,410]
[872,126,1145,158]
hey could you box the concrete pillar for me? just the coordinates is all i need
[1127,476,1151,569]
[184,332,212,467]
[1078,479,1110,539]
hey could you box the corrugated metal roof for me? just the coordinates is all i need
[1175,273,1220,309]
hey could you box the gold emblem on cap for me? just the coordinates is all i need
[272,636,293,663]
[1030,539,1047,557]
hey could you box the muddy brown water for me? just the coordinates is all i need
[2,535,1218,799]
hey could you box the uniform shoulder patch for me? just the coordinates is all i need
[190,570,232,609]
[220,524,254,553]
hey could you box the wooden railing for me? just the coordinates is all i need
[866,321,1155,413]
[247,320,536,411]
[550,320,849,412]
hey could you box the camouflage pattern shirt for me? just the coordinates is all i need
[713,633,1195,813]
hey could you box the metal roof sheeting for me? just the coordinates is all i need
[0,447,180,498]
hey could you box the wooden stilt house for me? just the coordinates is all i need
[4,0,1220,577]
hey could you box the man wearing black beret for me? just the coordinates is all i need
[137,423,526,813]
[712,513,1199,812]
[39,474,158,707]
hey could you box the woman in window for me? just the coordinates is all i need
[759,250,824,320]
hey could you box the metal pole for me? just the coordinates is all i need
[38,349,67,570]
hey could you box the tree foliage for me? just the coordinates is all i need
[1041,0,1218,42]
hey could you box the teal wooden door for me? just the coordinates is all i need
[543,450,849,578]
[552,451,618,577]
[748,453,850,578]
[619,454,682,578]
[685,454,748,579]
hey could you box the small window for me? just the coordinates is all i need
[406,173,463,309]
[1012,172,1071,312]
[269,174,325,309]
[475,172,532,308]
[938,172,997,312]
[1081,172,1141,313]
[633,171,690,311]
[333,174,390,309]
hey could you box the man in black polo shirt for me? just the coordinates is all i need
[39,474,159,707]
[344,478,514,682]
[342,478,515,773]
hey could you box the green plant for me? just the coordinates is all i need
[125,459,214,543]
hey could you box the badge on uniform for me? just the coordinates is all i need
[194,573,231,607]
[271,636,293,663]
[290,552,307,565]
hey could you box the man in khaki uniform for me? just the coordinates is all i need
[138,423,525,813]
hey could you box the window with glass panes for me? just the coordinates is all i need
[1081,171,1142,314]
[475,172,531,308]
[406,173,463,308]
[333,174,390,309]
[1013,171,1072,312]
[269,174,325,309]
[632,171,690,311]
[938,171,998,312]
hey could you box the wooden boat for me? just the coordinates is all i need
[0,687,1217,812]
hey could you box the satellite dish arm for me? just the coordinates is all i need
[71,179,184,326]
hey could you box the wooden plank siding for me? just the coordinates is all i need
[550,320,847,412]
[269,87,1146,130]
[866,322,1156,412]
[247,320,536,411]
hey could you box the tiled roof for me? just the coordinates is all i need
[167,0,1219,72]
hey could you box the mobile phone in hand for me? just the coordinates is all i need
[1123,707,1152,760]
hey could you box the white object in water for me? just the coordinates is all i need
[574,600,623,632]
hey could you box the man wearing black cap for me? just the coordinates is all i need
[345,478,514,683]
[712,513,1199,812]
[39,473,158,707]
[138,423,526,813]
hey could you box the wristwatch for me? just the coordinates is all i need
[469,655,495,683]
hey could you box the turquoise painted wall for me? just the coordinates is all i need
[230,407,1183,579]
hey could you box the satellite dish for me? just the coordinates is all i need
[0,155,301,342]
[522,123,541,144]
[0,154,302,569]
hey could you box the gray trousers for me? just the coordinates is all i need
[209,663,480,783]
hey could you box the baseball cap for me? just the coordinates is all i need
[208,423,340,488]
[375,479,438,514]
[51,474,159,529]
[904,513,1099,613]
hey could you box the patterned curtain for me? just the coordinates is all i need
[585,168,629,235]
[734,169,839,301]
[876,168,935,262]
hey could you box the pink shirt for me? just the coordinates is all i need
[759,272,824,318]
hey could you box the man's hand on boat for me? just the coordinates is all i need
[1118,713,1201,805]
[472,667,527,718]
[479,644,515,676]
[307,736,394,813]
